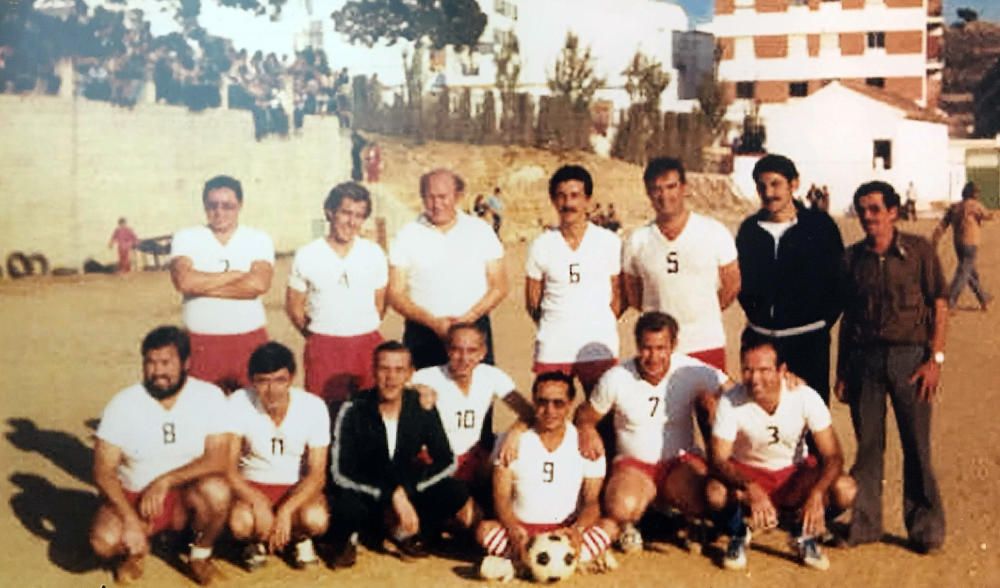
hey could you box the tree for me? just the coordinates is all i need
[330,0,487,50]
[547,32,604,111]
[696,43,728,142]
[494,32,521,143]
[622,51,670,111]
[956,7,979,24]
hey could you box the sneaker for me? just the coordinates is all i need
[798,537,830,570]
[393,535,429,559]
[580,550,619,574]
[723,529,751,571]
[114,554,145,585]
[292,538,319,569]
[479,555,515,582]
[241,542,268,572]
[331,533,358,568]
[617,522,643,554]
[187,557,219,586]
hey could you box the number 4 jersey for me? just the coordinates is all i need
[493,423,605,525]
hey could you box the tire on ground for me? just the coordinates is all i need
[6,252,32,278]
[28,253,49,275]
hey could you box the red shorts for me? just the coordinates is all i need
[533,358,618,394]
[188,328,268,394]
[731,456,819,505]
[454,445,491,483]
[124,489,183,535]
[117,247,131,273]
[614,453,706,490]
[304,331,382,403]
[688,347,726,372]
[249,481,294,506]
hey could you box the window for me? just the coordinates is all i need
[865,77,885,88]
[736,81,755,99]
[873,140,892,170]
[867,31,885,49]
[789,82,808,97]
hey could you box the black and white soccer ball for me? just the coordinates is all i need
[525,532,578,583]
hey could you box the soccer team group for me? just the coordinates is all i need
[88,154,952,584]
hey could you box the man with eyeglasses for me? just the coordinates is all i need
[170,175,275,393]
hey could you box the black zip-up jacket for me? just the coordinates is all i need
[330,388,456,503]
[736,202,844,331]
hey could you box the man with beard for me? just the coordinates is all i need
[89,326,233,585]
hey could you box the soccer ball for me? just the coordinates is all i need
[525,532,578,583]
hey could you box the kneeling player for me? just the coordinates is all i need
[89,326,232,585]
[227,342,330,570]
[476,372,618,580]
[707,337,856,571]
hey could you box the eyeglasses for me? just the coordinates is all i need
[535,398,568,408]
[205,201,239,211]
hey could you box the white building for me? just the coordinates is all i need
[732,81,949,214]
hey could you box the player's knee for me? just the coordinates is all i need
[832,474,857,509]
[455,498,482,530]
[705,479,729,511]
[475,520,501,546]
[192,475,231,515]
[605,489,643,522]
[298,502,329,537]
[228,503,255,540]
[89,523,122,559]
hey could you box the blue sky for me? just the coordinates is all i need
[672,0,1000,25]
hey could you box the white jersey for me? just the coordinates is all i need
[590,355,728,464]
[525,224,621,363]
[714,382,832,471]
[411,363,515,455]
[389,212,503,317]
[622,214,737,353]
[96,378,233,492]
[494,424,605,525]
[171,225,275,334]
[229,387,332,485]
[287,237,387,336]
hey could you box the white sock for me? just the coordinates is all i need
[189,544,212,560]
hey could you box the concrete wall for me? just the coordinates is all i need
[0,96,358,270]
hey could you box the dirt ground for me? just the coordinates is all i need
[2,217,999,588]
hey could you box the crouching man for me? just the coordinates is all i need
[227,342,330,570]
[707,336,856,571]
[476,372,619,580]
[89,326,232,585]
[328,341,479,567]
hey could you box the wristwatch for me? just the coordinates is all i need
[932,351,945,365]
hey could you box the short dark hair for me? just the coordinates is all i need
[531,371,577,401]
[853,180,900,212]
[634,311,679,346]
[548,165,593,199]
[372,340,412,368]
[446,322,485,346]
[202,175,244,203]
[739,331,784,367]
[419,169,465,198]
[751,154,798,184]
[962,181,978,200]
[141,325,191,362]
[248,341,296,378]
[324,182,372,218]
[643,157,686,186]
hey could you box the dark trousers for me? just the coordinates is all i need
[844,344,945,548]
[742,327,831,404]
[403,315,495,370]
[948,244,990,308]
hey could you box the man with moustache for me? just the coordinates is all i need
[623,157,741,371]
[388,169,508,369]
[170,175,275,393]
[836,181,948,553]
[89,326,232,585]
[526,164,623,395]
[227,342,330,571]
[286,182,387,405]
[736,155,843,405]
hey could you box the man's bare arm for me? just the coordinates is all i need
[610,273,624,318]
[622,273,643,312]
[387,265,445,331]
[275,445,328,516]
[171,258,272,299]
[717,260,741,310]
[285,287,310,336]
[525,277,544,324]
[459,258,509,324]
[93,439,142,525]
[575,477,604,529]
[202,261,273,299]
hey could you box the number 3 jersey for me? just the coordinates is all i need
[525,223,621,364]
[228,387,331,485]
[410,363,515,456]
[96,378,234,492]
[590,355,728,464]
[713,382,832,471]
[493,424,605,525]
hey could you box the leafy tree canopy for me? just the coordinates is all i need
[331,0,487,50]
[547,32,604,110]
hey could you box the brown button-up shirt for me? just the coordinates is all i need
[840,230,946,348]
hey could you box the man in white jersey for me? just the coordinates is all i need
[227,342,330,571]
[388,169,508,369]
[89,326,232,585]
[526,164,622,394]
[575,311,732,553]
[623,157,740,371]
[707,336,855,571]
[170,175,275,393]
[411,323,534,496]
[286,182,387,405]
[476,372,619,580]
